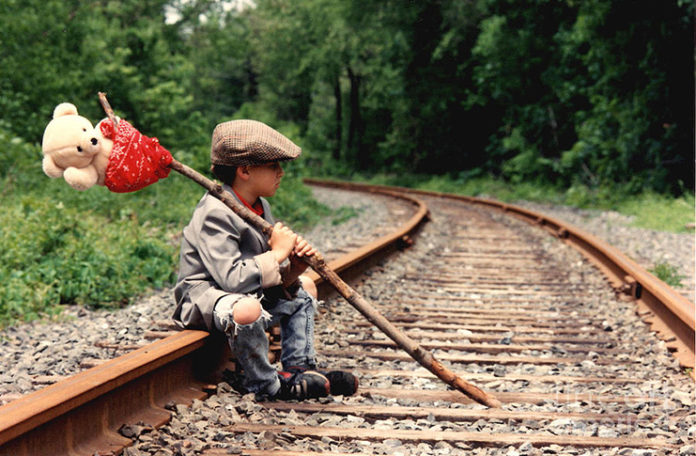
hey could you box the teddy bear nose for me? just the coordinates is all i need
[91,138,98,146]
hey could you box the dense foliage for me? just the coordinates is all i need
[1,0,692,192]
[0,1,692,324]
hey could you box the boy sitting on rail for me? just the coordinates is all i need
[173,119,357,400]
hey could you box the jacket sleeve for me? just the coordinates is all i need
[197,205,282,294]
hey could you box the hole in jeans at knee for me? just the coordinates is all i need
[232,308,271,337]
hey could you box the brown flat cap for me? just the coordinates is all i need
[211,119,301,166]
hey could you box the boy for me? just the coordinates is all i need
[173,119,357,400]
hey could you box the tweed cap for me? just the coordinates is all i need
[211,119,301,166]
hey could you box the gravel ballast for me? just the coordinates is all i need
[0,185,693,456]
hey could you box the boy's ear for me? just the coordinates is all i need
[236,166,251,181]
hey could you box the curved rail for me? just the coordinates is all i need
[0,184,429,456]
[307,178,695,372]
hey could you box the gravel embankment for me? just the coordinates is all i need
[0,186,692,456]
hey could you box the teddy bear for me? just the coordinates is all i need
[41,102,112,191]
[41,102,173,193]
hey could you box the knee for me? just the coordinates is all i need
[232,297,263,325]
[299,275,317,299]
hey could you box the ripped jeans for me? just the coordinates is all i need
[213,288,317,396]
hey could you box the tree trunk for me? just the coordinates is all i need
[245,57,258,99]
[346,66,362,165]
[333,75,342,161]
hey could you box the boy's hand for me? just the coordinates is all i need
[288,235,316,274]
[293,235,317,259]
[269,222,297,264]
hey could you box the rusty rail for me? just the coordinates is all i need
[0,330,213,455]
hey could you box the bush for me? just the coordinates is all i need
[0,193,178,326]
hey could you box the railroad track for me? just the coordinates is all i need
[0,180,693,455]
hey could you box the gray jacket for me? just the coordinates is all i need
[173,185,285,332]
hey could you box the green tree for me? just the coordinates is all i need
[1,0,691,194]
[555,0,694,193]
[246,0,414,170]
[466,0,580,183]
[0,0,206,151]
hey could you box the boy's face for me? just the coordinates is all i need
[247,162,285,197]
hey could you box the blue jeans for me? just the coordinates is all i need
[214,289,318,396]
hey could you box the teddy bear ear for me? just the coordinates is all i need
[53,102,78,119]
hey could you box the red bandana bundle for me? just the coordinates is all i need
[99,119,173,193]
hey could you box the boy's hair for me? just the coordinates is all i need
[211,164,237,185]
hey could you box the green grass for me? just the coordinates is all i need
[330,206,360,226]
[0,161,206,326]
[614,192,694,232]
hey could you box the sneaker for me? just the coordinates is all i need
[285,366,359,396]
[276,370,330,400]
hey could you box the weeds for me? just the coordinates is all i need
[649,262,685,288]
[331,206,360,226]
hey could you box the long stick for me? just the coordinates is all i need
[97,93,501,408]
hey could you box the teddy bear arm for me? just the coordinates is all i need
[42,155,65,178]
[63,165,99,191]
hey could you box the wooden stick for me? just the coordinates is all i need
[97,92,118,127]
[98,94,501,408]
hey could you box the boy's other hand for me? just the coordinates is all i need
[269,222,297,264]
[289,235,316,274]
[293,236,317,258]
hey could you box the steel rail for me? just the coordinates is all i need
[0,330,213,456]
[0,184,429,456]
[306,178,695,373]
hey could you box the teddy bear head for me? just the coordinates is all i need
[41,102,110,190]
